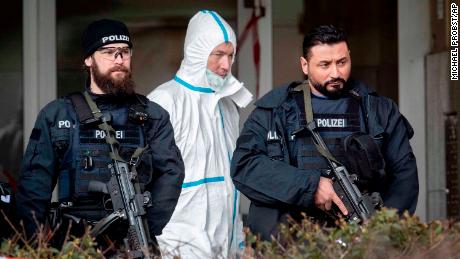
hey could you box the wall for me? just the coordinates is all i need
[0,1,23,183]
[56,0,237,96]
[272,0,304,87]
[301,0,399,102]
[398,0,430,221]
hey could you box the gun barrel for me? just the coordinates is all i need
[114,161,150,248]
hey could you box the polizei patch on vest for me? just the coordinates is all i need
[316,118,346,127]
[95,130,125,139]
[314,113,360,132]
[102,35,130,44]
[79,125,141,145]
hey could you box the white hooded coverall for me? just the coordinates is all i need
[147,10,253,258]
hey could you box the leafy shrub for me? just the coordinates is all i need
[2,209,460,258]
[244,208,460,259]
[0,215,104,259]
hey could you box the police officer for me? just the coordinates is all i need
[231,25,418,240]
[15,19,185,248]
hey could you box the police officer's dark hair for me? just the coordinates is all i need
[302,25,349,60]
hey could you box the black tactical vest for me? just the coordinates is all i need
[292,92,363,173]
[57,99,153,210]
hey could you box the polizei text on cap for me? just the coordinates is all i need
[102,35,130,43]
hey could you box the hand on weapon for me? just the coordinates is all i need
[314,177,348,215]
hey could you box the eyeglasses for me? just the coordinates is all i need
[97,47,132,61]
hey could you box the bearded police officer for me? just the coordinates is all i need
[15,19,185,250]
[231,25,418,240]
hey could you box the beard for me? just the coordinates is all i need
[309,77,348,99]
[91,60,136,96]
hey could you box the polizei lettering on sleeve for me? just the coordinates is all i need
[267,130,279,140]
[102,35,130,43]
[316,118,346,128]
[58,120,72,128]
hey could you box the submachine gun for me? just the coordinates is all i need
[80,92,158,258]
[300,81,382,223]
[306,121,380,223]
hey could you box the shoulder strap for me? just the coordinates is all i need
[349,89,370,133]
[81,91,125,163]
[134,94,148,106]
[68,92,100,124]
[129,95,150,124]
[300,81,314,124]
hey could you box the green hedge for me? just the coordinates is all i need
[245,209,460,258]
[1,225,103,259]
[1,209,460,258]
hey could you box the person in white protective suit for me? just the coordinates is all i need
[147,10,253,258]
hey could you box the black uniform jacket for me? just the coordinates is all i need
[16,92,185,237]
[231,79,418,240]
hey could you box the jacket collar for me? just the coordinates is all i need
[254,78,376,109]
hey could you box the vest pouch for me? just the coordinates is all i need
[52,127,73,202]
[51,127,71,159]
[58,169,71,202]
[266,140,284,161]
[135,151,154,186]
[343,132,385,190]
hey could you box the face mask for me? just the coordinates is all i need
[206,69,228,92]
